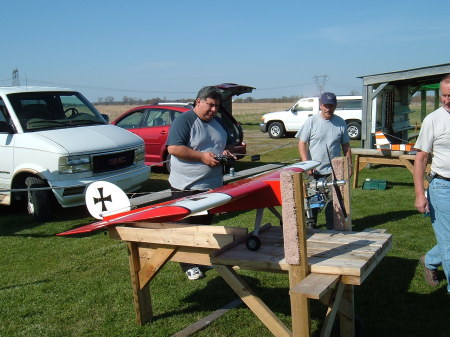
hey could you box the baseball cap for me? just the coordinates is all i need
[319,92,337,105]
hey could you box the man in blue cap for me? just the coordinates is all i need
[296,92,352,229]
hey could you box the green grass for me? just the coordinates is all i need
[1,125,449,336]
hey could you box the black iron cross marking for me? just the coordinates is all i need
[93,187,112,212]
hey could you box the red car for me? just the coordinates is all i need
[112,83,254,170]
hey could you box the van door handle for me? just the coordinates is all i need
[160,130,167,135]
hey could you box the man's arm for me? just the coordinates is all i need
[298,140,310,161]
[298,140,314,175]
[167,145,219,167]
[413,150,429,213]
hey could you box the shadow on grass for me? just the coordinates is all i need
[153,256,450,336]
[152,273,292,321]
[356,255,450,336]
[353,210,417,231]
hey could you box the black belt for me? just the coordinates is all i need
[434,174,450,182]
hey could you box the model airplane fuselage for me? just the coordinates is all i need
[57,161,320,236]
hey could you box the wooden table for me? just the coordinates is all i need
[108,223,392,336]
[352,148,430,188]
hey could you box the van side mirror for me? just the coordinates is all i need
[0,121,14,133]
[101,114,110,123]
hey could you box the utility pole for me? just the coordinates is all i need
[12,68,20,86]
[313,74,328,95]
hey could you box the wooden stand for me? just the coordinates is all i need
[352,148,430,189]
[108,166,392,336]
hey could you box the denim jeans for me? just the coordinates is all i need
[425,177,450,292]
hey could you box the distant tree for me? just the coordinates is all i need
[104,96,115,105]
[97,97,104,103]
[350,90,360,96]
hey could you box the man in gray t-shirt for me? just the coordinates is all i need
[296,92,352,229]
[166,85,235,280]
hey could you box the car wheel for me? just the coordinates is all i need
[347,122,361,140]
[25,177,53,221]
[268,122,285,139]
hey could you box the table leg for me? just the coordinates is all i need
[128,242,153,325]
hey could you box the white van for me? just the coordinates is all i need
[260,95,362,140]
[0,86,150,220]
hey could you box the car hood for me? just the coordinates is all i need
[16,124,143,154]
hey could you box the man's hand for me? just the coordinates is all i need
[201,152,222,167]
[415,193,429,214]
[222,149,237,160]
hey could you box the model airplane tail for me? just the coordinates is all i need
[375,131,416,153]
[57,161,320,236]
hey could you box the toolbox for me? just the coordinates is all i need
[362,179,387,190]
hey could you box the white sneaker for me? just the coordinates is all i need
[185,267,204,280]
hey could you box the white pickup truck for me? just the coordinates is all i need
[0,86,150,221]
[260,95,362,140]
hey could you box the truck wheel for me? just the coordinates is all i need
[347,122,361,140]
[268,122,285,139]
[25,177,53,221]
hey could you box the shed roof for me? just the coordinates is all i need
[358,63,450,86]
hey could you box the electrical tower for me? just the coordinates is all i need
[12,68,20,86]
[313,74,328,95]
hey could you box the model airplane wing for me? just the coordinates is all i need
[57,161,320,236]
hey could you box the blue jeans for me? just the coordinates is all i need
[425,177,450,292]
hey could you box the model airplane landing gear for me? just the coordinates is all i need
[245,235,261,251]
[246,207,282,251]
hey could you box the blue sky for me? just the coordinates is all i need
[1,0,449,102]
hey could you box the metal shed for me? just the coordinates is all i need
[359,63,450,149]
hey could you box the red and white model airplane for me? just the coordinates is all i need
[57,161,321,240]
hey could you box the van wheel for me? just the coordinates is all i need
[25,177,53,221]
[268,122,285,139]
[347,122,361,140]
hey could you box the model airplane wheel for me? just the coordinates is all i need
[246,235,261,251]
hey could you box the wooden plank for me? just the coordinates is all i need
[280,171,311,337]
[171,298,243,337]
[111,226,236,249]
[214,265,292,337]
[358,157,404,166]
[290,273,340,300]
[128,242,153,325]
[138,244,215,266]
[320,282,346,337]
[138,247,176,289]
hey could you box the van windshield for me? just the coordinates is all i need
[8,91,107,132]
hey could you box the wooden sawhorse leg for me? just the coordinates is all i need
[214,265,294,337]
[128,242,177,325]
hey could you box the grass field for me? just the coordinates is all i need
[1,103,449,337]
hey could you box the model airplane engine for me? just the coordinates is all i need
[303,176,346,227]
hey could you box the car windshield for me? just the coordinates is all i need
[8,91,107,132]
